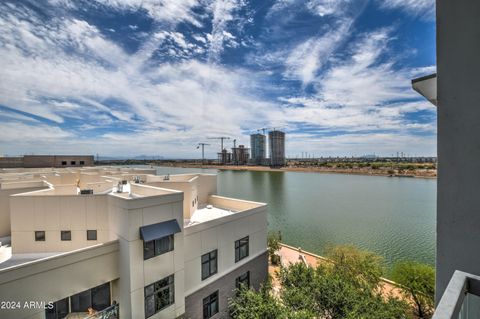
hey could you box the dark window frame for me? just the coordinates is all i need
[79,160,85,165]
[61,230,71,241]
[144,275,175,318]
[35,231,45,241]
[61,161,67,166]
[47,282,111,318]
[70,282,110,313]
[87,230,97,241]
[235,236,249,262]
[236,271,250,290]
[201,250,218,280]
[71,161,76,165]
[45,297,69,319]
[143,234,174,260]
[203,290,219,319]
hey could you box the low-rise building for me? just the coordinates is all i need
[0,167,268,319]
[0,155,95,168]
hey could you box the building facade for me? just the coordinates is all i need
[231,145,250,166]
[268,130,285,167]
[0,155,94,168]
[0,167,268,319]
[249,134,266,165]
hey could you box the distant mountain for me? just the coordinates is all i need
[97,155,164,161]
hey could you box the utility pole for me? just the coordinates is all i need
[197,143,210,164]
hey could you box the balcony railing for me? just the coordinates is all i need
[433,271,480,319]
[84,303,119,319]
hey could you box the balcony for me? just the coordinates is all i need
[433,271,480,318]
[65,303,119,319]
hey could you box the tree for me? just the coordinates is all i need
[229,276,288,319]
[267,231,282,265]
[230,245,408,319]
[391,261,435,319]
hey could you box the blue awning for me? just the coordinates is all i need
[140,219,181,242]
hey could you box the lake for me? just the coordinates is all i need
[154,166,436,269]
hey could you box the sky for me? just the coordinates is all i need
[0,0,436,158]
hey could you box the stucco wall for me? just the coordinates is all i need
[107,192,185,319]
[436,0,480,302]
[0,185,49,237]
[183,207,267,296]
[184,251,268,319]
[10,194,109,253]
[0,241,119,319]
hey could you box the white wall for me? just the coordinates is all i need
[183,207,267,296]
[0,185,48,237]
[108,191,186,319]
[0,241,119,319]
[10,194,109,253]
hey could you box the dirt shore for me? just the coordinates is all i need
[165,163,437,179]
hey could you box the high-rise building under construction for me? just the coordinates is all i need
[268,130,285,167]
[250,133,266,165]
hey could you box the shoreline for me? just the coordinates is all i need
[161,163,437,179]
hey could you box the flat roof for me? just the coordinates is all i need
[0,246,60,270]
[185,205,236,226]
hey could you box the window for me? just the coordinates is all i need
[143,235,174,260]
[87,230,97,241]
[145,275,175,318]
[80,160,85,165]
[203,291,219,319]
[71,161,76,165]
[61,230,71,241]
[35,231,45,241]
[45,298,69,319]
[61,161,67,166]
[71,283,110,312]
[236,271,250,290]
[235,236,249,262]
[201,250,218,280]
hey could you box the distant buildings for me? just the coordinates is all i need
[248,130,286,167]
[0,167,268,319]
[250,134,266,165]
[268,130,286,167]
[232,145,250,165]
[0,155,94,168]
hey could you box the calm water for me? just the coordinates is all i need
[154,166,436,269]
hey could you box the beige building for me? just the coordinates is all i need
[0,167,268,319]
[0,155,95,168]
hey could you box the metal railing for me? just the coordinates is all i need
[433,271,480,319]
[84,303,119,319]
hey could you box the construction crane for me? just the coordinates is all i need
[256,128,268,135]
[196,143,210,164]
[207,137,230,152]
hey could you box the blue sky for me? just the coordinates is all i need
[0,0,436,158]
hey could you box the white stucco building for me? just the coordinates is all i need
[0,167,268,319]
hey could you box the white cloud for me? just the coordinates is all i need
[207,0,247,63]
[281,28,437,138]
[0,0,436,157]
[284,17,353,85]
[379,0,435,19]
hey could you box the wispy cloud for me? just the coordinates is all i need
[378,0,435,19]
[0,0,437,157]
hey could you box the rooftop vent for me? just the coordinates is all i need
[117,182,124,193]
[80,189,94,195]
[163,174,170,181]
[206,204,213,209]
